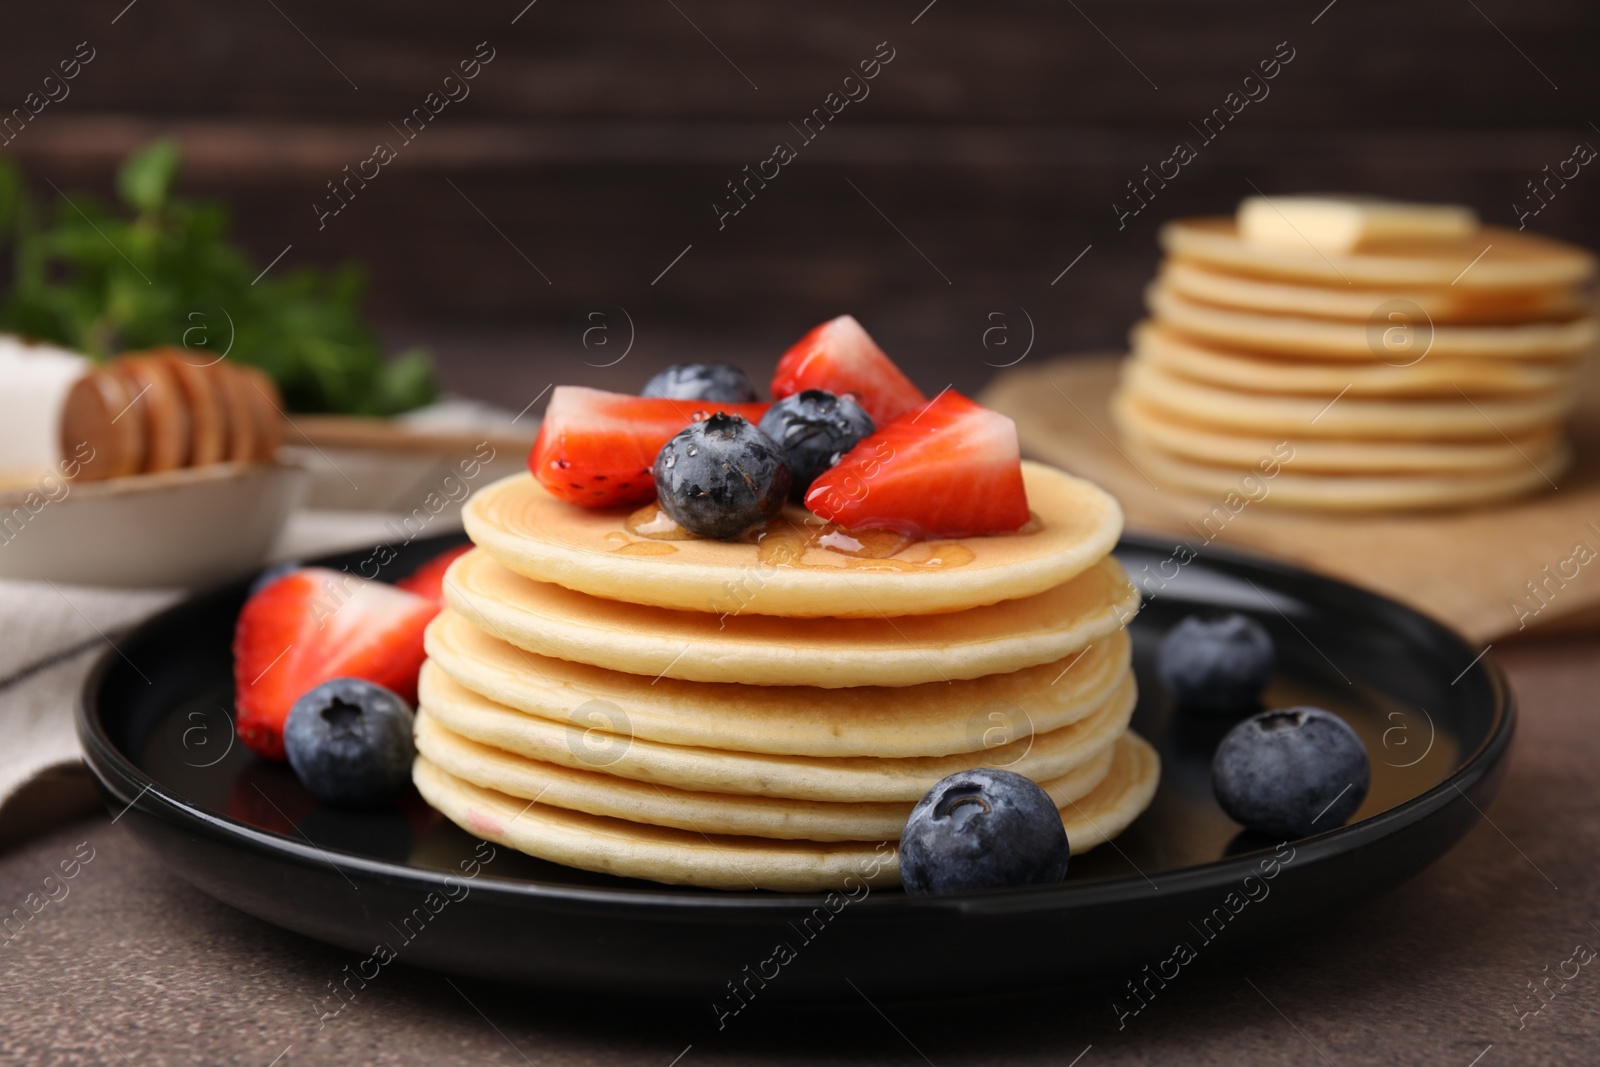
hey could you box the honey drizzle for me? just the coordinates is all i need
[612,503,1000,571]
[624,504,696,540]
[603,530,679,555]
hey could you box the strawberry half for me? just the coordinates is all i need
[233,567,438,760]
[396,543,473,602]
[529,386,769,507]
[805,391,1030,537]
[771,316,925,426]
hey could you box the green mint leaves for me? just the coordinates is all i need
[0,140,436,415]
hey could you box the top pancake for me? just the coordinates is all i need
[463,461,1122,618]
[1160,217,1598,290]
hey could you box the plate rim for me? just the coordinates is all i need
[77,531,1514,915]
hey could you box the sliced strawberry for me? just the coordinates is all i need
[233,567,438,760]
[396,543,472,602]
[771,316,925,426]
[805,391,1030,537]
[529,386,770,507]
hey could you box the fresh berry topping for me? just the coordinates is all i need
[757,389,875,502]
[771,316,925,426]
[899,768,1069,894]
[248,560,301,598]
[284,678,416,807]
[653,413,792,540]
[1158,611,1277,715]
[233,568,437,760]
[529,386,769,508]
[395,543,473,602]
[805,391,1030,537]
[642,363,761,403]
[1211,707,1370,839]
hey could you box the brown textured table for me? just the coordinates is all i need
[1,635,1596,1066]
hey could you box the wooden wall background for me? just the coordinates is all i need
[1,0,1596,401]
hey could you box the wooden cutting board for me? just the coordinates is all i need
[980,353,1600,645]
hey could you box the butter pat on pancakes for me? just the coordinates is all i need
[1237,195,1477,255]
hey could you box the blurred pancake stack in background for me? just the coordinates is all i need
[1114,196,1599,510]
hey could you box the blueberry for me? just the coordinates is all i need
[757,389,875,501]
[1158,611,1276,715]
[1211,706,1370,840]
[248,560,301,598]
[283,678,416,807]
[653,413,791,539]
[641,363,760,403]
[899,768,1069,894]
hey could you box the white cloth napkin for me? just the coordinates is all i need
[0,508,433,844]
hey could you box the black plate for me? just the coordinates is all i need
[79,532,1511,1000]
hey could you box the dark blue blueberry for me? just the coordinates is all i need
[283,678,416,807]
[899,768,1069,894]
[757,389,875,501]
[248,560,301,598]
[653,413,791,540]
[641,363,760,403]
[1212,706,1370,840]
[1158,610,1276,715]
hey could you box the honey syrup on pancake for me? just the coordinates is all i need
[614,501,1041,571]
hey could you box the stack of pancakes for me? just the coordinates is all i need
[410,461,1159,891]
[1113,204,1599,510]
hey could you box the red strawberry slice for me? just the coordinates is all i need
[771,316,925,426]
[805,391,1030,537]
[396,543,473,602]
[529,386,770,507]
[233,567,438,760]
